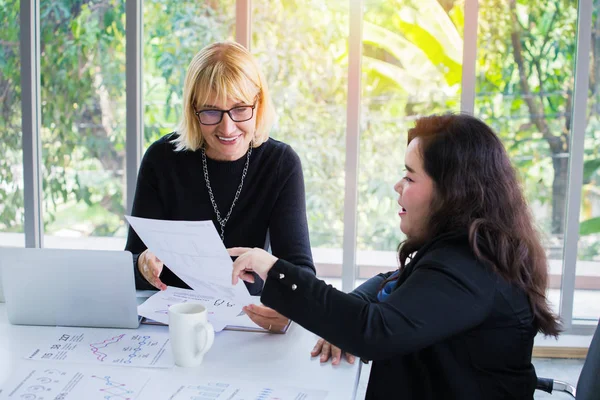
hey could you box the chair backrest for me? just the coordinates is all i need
[576,318,600,400]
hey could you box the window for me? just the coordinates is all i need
[0,0,24,248]
[357,0,465,282]
[143,0,236,149]
[40,0,127,250]
[15,0,598,329]
[574,2,600,320]
[475,0,578,314]
[252,0,349,284]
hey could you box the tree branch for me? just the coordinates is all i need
[534,59,548,110]
[563,85,572,151]
[538,3,560,59]
[508,0,560,151]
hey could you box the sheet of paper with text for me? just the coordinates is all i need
[137,286,242,331]
[125,216,253,306]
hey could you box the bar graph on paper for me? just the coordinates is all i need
[166,381,327,400]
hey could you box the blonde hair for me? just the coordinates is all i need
[174,41,276,151]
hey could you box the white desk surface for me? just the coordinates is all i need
[0,303,361,399]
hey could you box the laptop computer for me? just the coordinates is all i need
[0,248,141,329]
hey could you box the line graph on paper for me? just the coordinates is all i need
[26,329,173,368]
[1,366,153,400]
[91,375,136,400]
[89,334,126,361]
[87,334,163,366]
[111,335,161,365]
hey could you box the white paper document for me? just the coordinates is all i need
[138,287,268,332]
[138,286,243,332]
[0,364,151,400]
[126,216,253,305]
[141,377,328,400]
[0,366,327,400]
[24,328,173,368]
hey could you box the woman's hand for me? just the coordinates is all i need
[244,304,290,333]
[229,247,278,284]
[311,338,355,365]
[137,249,167,290]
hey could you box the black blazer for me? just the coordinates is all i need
[261,232,538,399]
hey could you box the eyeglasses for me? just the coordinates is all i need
[194,104,256,125]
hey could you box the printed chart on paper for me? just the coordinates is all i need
[0,365,151,400]
[24,328,173,368]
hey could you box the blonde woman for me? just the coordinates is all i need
[125,41,315,332]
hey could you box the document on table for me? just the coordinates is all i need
[126,215,253,305]
[24,327,173,368]
[137,286,243,332]
[139,377,328,400]
[0,364,151,400]
[0,366,327,400]
[138,287,275,333]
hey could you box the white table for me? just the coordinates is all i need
[0,304,361,399]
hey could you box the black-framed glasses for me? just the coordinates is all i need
[194,104,256,125]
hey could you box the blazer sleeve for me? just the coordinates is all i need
[124,143,167,290]
[267,146,315,274]
[260,258,496,361]
[349,272,394,303]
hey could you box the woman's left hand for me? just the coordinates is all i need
[244,304,290,333]
[229,247,278,284]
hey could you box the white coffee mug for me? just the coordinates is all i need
[168,303,215,367]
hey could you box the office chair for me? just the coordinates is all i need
[536,318,600,399]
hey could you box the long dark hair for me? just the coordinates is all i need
[396,113,560,336]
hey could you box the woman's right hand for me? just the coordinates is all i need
[137,249,167,290]
[311,338,355,365]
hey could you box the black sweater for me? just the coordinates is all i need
[261,232,538,399]
[125,134,315,294]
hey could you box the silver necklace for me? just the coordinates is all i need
[201,146,252,241]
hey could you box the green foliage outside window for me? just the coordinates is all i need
[1,0,599,261]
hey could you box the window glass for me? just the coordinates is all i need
[0,0,24,247]
[475,0,578,314]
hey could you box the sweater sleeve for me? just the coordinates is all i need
[124,142,167,290]
[268,146,315,274]
[260,257,495,361]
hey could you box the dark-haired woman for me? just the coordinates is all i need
[229,113,560,399]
